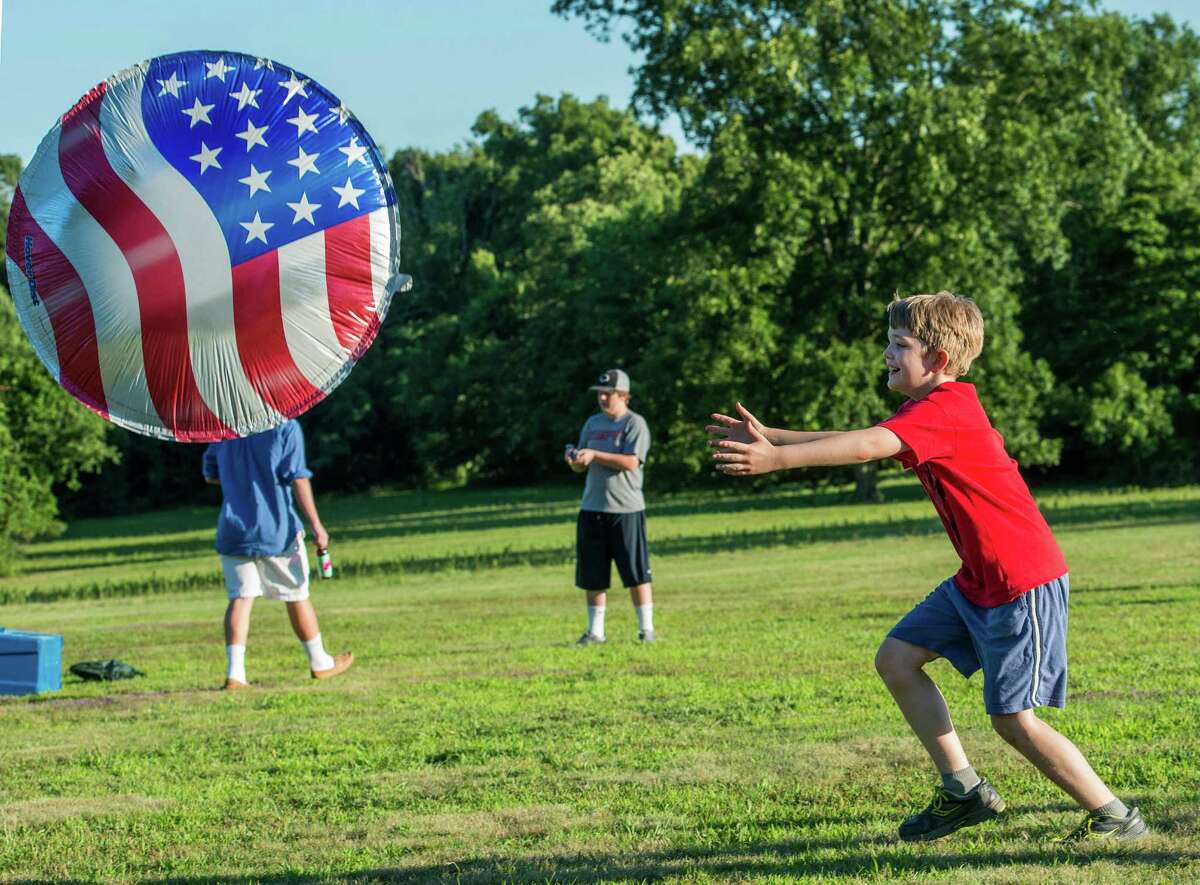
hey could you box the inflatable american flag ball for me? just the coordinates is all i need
[4,50,411,442]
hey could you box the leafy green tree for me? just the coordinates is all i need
[552,0,1200,494]
[462,95,698,482]
[302,145,497,488]
[1018,13,1200,482]
[301,95,696,488]
[30,2,1200,513]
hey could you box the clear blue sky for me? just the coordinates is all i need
[1,0,1196,165]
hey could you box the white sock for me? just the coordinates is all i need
[302,634,335,672]
[226,644,247,683]
[636,604,654,633]
[587,606,606,638]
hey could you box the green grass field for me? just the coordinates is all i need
[1,479,1198,883]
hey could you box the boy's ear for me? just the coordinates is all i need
[928,347,951,374]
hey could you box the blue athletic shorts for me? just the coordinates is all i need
[575,510,651,591]
[887,573,1069,715]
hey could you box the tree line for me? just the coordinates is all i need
[1,0,1197,558]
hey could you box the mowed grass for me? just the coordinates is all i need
[1,479,1198,883]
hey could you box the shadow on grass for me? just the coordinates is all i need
[8,509,946,599]
[98,839,1197,884]
[17,537,216,572]
[1071,585,1199,599]
[24,487,1200,566]
[311,478,1200,546]
[13,485,878,567]
[5,496,1197,607]
[337,495,1200,580]
[285,484,929,545]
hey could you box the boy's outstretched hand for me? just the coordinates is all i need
[705,401,768,445]
[708,403,779,475]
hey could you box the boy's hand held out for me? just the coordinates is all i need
[705,401,767,446]
[710,415,779,476]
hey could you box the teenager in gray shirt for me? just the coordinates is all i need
[565,369,656,645]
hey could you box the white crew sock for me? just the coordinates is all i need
[587,606,606,639]
[302,634,336,672]
[226,644,247,683]
[636,604,654,633]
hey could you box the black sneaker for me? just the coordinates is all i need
[898,780,1005,842]
[573,632,606,647]
[1058,807,1149,845]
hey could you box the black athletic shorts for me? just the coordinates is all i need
[575,510,651,591]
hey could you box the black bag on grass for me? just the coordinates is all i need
[69,659,143,681]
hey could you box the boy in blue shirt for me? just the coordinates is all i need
[203,419,352,689]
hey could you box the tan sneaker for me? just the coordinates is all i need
[312,652,354,680]
[223,678,250,691]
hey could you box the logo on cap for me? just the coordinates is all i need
[589,368,630,392]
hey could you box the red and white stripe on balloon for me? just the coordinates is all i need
[4,50,410,442]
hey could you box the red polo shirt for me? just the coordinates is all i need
[878,382,1067,607]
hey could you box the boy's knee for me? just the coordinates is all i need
[990,711,1037,745]
[873,644,892,680]
[874,638,916,684]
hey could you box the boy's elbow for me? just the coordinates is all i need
[853,429,901,463]
[839,436,880,463]
[849,446,879,464]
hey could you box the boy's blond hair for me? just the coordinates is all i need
[887,291,984,376]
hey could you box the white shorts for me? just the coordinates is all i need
[220,532,310,602]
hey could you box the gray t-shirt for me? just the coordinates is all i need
[577,410,651,513]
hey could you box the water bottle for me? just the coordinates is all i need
[316,546,333,579]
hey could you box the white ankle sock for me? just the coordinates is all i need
[587,606,606,638]
[302,634,335,671]
[636,604,654,633]
[226,644,247,683]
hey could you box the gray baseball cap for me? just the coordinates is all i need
[589,368,630,392]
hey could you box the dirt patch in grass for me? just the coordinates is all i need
[0,795,173,828]
[375,764,507,799]
[653,736,918,790]
[21,688,220,710]
[383,803,612,848]
[1070,689,1200,701]
[3,742,93,762]
[105,619,213,632]
[32,695,119,709]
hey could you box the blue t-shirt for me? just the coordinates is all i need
[201,420,313,556]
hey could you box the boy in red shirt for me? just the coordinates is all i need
[707,291,1147,844]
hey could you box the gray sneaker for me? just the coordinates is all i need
[1059,807,1149,845]
[638,630,657,643]
[573,632,606,647]
[899,779,1005,842]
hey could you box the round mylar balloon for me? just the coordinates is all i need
[4,50,410,442]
